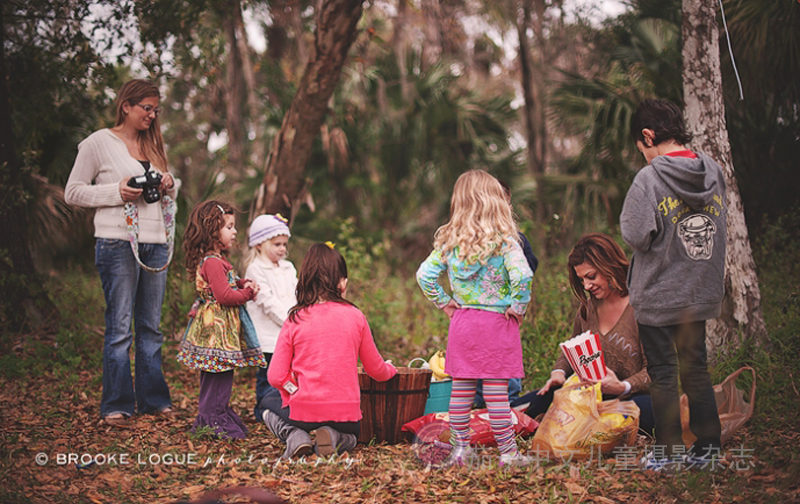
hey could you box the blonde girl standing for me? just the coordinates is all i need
[242,214,297,420]
[178,200,267,439]
[416,170,534,467]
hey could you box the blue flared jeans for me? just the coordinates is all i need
[638,321,721,457]
[95,238,172,417]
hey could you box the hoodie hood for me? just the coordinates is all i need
[651,152,722,210]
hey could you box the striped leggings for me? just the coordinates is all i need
[449,378,518,455]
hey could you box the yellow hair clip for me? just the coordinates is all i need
[274,213,288,224]
[325,241,336,250]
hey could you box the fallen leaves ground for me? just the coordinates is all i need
[2,327,799,504]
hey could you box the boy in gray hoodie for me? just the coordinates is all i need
[620,99,726,472]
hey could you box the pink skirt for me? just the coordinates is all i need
[444,308,524,379]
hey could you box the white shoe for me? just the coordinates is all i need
[499,452,533,467]
[638,451,683,474]
[444,446,475,467]
[683,451,720,471]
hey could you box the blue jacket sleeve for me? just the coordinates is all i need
[504,243,533,315]
[415,249,451,309]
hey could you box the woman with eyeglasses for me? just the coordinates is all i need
[65,79,179,426]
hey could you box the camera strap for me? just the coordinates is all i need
[123,195,177,273]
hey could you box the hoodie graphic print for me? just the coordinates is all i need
[416,242,533,316]
[620,151,727,326]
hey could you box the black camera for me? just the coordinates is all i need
[127,171,162,204]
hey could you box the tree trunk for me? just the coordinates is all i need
[254,0,364,221]
[392,0,410,102]
[287,0,309,68]
[517,0,547,256]
[234,4,267,171]
[420,0,442,70]
[0,13,58,333]
[682,0,768,357]
[225,0,245,175]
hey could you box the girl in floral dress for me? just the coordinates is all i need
[416,170,534,466]
[177,200,267,439]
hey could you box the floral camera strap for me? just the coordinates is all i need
[123,195,177,273]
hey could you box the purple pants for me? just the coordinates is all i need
[192,370,248,439]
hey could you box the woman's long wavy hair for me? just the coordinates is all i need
[568,233,629,310]
[433,170,519,263]
[288,243,355,323]
[183,200,236,277]
[115,79,169,172]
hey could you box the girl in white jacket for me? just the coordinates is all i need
[243,214,297,421]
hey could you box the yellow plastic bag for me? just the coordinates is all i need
[532,383,640,459]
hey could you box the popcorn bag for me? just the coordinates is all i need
[559,330,607,381]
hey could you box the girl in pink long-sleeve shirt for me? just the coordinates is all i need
[262,243,397,459]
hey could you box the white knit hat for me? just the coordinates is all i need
[249,214,291,247]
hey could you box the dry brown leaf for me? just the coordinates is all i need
[183,484,207,496]
[592,496,617,504]
[564,480,586,495]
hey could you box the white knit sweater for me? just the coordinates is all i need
[244,256,298,353]
[65,129,180,243]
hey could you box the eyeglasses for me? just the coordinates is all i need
[134,103,162,117]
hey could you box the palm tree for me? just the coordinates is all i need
[719,0,800,232]
[315,52,520,254]
[548,14,681,236]
[0,0,128,331]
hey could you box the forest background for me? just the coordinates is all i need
[1,0,799,502]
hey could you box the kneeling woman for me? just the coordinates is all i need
[514,233,654,435]
[260,243,397,458]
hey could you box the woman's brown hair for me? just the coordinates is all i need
[568,233,629,306]
[183,200,236,277]
[288,243,356,323]
[115,79,169,172]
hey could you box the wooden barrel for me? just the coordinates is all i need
[358,367,432,444]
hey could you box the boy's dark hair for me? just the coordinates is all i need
[630,99,693,146]
[288,243,356,323]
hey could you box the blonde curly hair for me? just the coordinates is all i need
[433,170,519,263]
